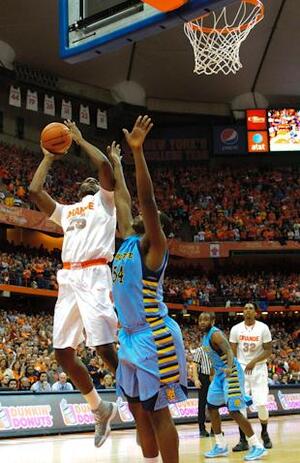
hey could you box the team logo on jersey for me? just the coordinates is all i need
[234,399,241,407]
[166,386,176,401]
[220,128,239,146]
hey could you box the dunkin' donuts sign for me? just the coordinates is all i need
[60,399,95,426]
[0,403,53,430]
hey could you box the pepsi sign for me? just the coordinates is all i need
[213,126,247,155]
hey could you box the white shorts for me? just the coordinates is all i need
[53,265,118,349]
[241,363,269,407]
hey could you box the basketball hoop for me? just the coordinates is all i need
[184,0,264,75]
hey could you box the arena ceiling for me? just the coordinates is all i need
[0,0,298,109]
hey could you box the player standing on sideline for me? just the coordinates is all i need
[29,121,118,447]
[108,116,187,463]
[199,312,267,461]
[230,303,273,451]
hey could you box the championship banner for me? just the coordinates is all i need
[0,204,62,235]
[0,387,299,438]
[44,94,55,116]
[96,109,108,129]
[26,90,38,112]
[9,85,21,108]
[61,99,72,120]
[79,104,90,125]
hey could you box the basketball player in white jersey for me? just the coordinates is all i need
[230,303,272,451]
[29,121,118,447]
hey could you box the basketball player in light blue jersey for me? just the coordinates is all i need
[108,116,187,463]
[199,312,267,461]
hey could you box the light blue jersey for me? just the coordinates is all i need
[112,235,187,410]
[203,326,238,372]
[203,326,250,411]
[112,235,168,331]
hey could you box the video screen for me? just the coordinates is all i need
[268,109,300,151]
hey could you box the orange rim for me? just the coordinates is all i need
[188,0,264,34]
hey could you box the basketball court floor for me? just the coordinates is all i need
[1,414,298,463]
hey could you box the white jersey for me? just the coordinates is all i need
[50,188,116,263]
[229,320,272,366]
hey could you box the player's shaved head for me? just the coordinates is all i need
[199,311,215,332]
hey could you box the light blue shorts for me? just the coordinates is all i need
[207,361,250,411]
[116,316,187,411]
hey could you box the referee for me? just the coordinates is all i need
[192,344,212,437]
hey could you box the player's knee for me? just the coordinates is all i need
[229,410,240,419]
[55,348,75,368]
[257,405,269,422]
[207,403,217,412]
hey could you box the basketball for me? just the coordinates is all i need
[41,122,72,154]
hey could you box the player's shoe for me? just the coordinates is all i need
[92,401,117,448]
[233,439,249,451]
[261,431,273,449]
[200,428,210,437]
[205,444,229,458]
[244,446,268,461]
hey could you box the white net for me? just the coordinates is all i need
[184,0,264,75]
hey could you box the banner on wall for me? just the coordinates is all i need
[213,125,247,155]
[79,104,90,125]
[9,85,21,107]
[123,126,209,162]
[0,204,62,235]
[96,109,108,129]
[210,243,220,258]
[61,99,72,120]
[0,387,299,438]
[168,239,300,259]
[26,90,38,112]
[44,94,55,116]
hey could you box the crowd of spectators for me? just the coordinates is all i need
[0,142,90,209]
[0,241,60,290]
[1,142,300,242]
[164,271,300,306]
[0,309,116,391]
[2,240,300,307]
[0,309,299,391]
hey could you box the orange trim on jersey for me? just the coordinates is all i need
[63,258,107,270]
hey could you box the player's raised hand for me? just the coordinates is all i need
[107,141,122,167]
[64,119,83,144]
[123,115,153,152]
[40,142,62,161]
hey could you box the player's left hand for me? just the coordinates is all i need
[222,367,233,377]
[123,115,153,151]
[245,360,256,374]
[64,119,83,144]
[107,141,122,167]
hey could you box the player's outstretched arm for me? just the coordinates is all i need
[64,120,115,192]
[28,144,59,216]
[123,115,166,271]
[107,141,134,238]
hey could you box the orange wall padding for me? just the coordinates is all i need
[142,0,188,13]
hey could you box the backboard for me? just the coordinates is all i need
[59,0,233,63]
